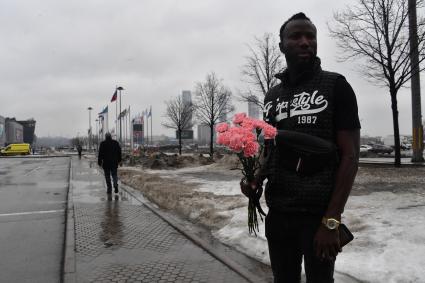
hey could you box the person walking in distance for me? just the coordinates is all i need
[241,13,360,282]
[98,133,122,194]
[77,144,83,159]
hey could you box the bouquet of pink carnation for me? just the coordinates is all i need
[216,112,277,235]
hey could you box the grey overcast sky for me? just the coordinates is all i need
[1,0,424,138]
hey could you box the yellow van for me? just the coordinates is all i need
[0,143,31,156]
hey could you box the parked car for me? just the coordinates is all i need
[369,144,393,154]
[360,145,372,153]
[0,143,31,156]
[400,143,412,150]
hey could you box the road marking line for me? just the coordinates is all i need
[0,210,64,217]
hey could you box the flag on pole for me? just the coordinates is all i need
[119,108,127,119]
[148,106,152,118]
[98,106,109,136]
[111,89,117,102]
[98,106,108,116]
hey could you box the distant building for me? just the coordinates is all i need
[5,118,24,144]
[0,116,5,146]
[197,124,215,146]
[182,90,193,130]
[181,90,194,143]
[17,119,36,144]
[248,95,260,119]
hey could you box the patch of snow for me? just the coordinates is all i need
[212,206,270,264]
[152,164,425,282]
[338,191,425,282]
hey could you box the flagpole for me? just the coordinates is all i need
[146,111,149,146]
[127,110,129,148]
[126,107,129,149]
[129,106,133,152]
[128,106,131,150]
[123,111,126,149]
[120,90,122,143]
[115,86,118,140]
[117,86,124,143]
[150,106,153,146]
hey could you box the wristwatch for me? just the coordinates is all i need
[322,217,340,230]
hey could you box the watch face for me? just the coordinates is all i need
[327,219,338,229]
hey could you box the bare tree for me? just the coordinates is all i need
[162,95,194,155]
[329,0,425,167]
[240,33,285,108]
[194,72,234,156]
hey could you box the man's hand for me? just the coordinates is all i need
[314,225,341,261]
[240,178,262,198]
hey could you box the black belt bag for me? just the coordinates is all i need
[274,130,338,175]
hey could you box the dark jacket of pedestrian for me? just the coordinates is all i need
[98,134,122,169]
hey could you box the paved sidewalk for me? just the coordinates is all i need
[65,157,257,283]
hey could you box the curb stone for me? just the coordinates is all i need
[63,157,76,283]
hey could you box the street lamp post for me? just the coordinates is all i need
[88,107,93,151]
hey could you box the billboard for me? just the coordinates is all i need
[176,130,193,140]
[133,123,144,145]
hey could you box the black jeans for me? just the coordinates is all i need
[103,167,118,191]
[265,210,335,283]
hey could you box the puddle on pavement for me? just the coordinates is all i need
[99,199,124,248]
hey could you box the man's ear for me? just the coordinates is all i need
[279,41,285,54]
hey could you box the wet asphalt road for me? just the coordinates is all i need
[0,157,69,283]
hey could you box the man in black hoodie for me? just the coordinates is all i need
[241,13,360,282]
[98,133,122,194]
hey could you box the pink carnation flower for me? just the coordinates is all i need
[241,117,255,130]
[229,135,244,152]
[241,129,256,143]
[233,113,247,125]
[263,125,277,139]
[217,132,231,145]
[243,140,259,157]
[254,120,269,130]
[215,122,229,133]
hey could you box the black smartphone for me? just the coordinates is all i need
[339,223,354,247]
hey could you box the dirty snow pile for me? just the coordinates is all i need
[119,160,425,283]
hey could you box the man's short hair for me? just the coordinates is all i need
[105,132,112,140]
[279,12,313,41]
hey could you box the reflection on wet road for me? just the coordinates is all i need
[100,198,124,248]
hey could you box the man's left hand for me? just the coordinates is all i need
[314,225,341,261]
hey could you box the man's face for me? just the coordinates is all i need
[279,19,317,67]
